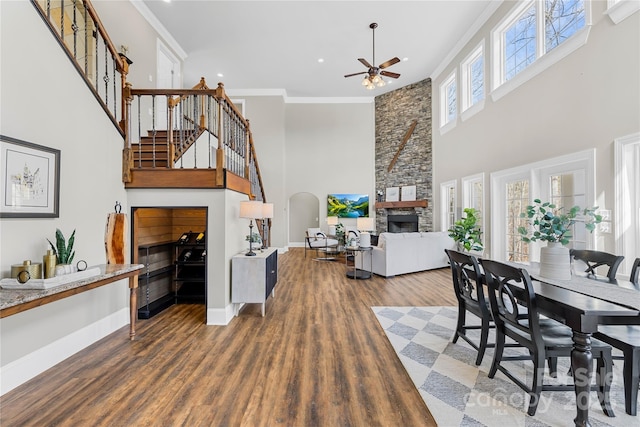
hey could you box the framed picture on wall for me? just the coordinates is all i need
[385,187,399,202]
[401,185,417,201]
[0,135,60,218]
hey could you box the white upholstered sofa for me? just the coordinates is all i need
[356,232,455,277]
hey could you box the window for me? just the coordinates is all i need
[506,179,530,262]
[491,149,596,263]
[461,43,485,115]
[491,0,590,99]
[440,72,457,129]
[440,180,457,232]
[462,173,484,238]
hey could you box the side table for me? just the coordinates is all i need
[344,246,373,280]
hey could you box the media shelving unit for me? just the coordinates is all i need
[137,240,175,319]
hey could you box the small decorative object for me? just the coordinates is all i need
[518,199,602,280]
[43,249,57,278]
[401,185,417,201]
[46,228,76,265]
[448,208,483,253]
[261,203,274,249]
[385,187,399,202]
[377,190,384,202]
[11,260,42,280]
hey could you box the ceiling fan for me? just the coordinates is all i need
[344,22,400,90]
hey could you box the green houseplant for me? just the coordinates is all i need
[47,228,76,264]
[448,208,483,252]
[334,222,346,247]
[518,199,602,245]
[518,199,602,280]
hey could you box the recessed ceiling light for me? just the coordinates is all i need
[402,57,409,62]
[217,73,224,78]
[318,58,324,63]
[163,0,171,3]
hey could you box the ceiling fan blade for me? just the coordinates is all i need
[344,71,368,78]
[380,70,400,79]
[358,58,373,69]
[379,57,400,69]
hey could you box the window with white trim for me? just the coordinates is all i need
[440,72,457,128]
[461,43,485,113]
[493,0,588,88]
[462,173,485,239]
[440,180,457,232]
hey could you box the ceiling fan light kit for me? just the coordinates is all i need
[345,22,401,90]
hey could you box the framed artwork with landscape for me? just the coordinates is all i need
[0,135,60,218]
[328,194,369,218]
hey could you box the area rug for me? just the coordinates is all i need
[372,306,636,427]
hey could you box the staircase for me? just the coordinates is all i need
[131,128,204,168]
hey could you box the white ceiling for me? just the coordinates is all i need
[140,0,498,99]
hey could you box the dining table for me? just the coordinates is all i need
[505,261,640,427]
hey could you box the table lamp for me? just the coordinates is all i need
[261,203,274,249]
[239,200,263,256]
[327,216,338,235]
[357,217,375,248]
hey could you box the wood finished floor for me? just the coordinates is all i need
[0,248,457,427]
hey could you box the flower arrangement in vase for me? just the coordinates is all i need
[518,199,602,279]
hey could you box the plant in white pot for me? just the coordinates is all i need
[448,208,484,253]
[518,199,602,280]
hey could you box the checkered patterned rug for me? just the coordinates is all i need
[372,306,636,427]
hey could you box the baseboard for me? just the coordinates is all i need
[206,305,235,325]
[0,308,129,396]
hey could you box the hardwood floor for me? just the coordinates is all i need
[0,248,457,426]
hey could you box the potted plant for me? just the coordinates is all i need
[334,222,346,248]
[518,199,602,279]
[448,208,483,253]
[47,228,76,265]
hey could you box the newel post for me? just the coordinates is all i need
[121,81,133,183]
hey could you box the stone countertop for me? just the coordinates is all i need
[0,264,144,312]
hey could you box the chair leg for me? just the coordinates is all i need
[596,350,615,417]
[475,317,490,366]
[622,349,639,416]
[547,357,558,378]
[527,350,545,416]
[488,331,505,379]
[452,304,466,344]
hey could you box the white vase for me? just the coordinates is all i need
[539,242,571,280]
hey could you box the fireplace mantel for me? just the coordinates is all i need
[375,200,428,209]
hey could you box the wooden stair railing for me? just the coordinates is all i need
[31,0,268,205]
[31,0,128,137]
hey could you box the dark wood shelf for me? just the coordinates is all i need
[375,200,428,209]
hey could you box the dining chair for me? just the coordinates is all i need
[570,249,624,281]
[445,249,494,365]
[592,257,640,416]
[480,259,615,417]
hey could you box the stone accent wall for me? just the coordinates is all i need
[375,78,432,232]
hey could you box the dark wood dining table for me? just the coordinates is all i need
[507,262,640,427]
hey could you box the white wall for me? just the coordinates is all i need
[284,102,376,243]
[0,0,129,392]
[432,1,640,255]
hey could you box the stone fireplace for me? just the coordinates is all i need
[374,78,432,232]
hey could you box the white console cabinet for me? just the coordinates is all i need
[231,248,278,316]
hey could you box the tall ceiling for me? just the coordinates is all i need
[141,0,498,99]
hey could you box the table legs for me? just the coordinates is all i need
[572,330,593,427]
[129,275,138,340]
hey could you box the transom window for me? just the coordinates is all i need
[440,72,457,128]
[496,0,587,85]
[461,43,485,112]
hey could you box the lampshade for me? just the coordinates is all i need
[357,217,375,231]
[262,203,274,219]
[239,200,263,219]
[327,216,338,226]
